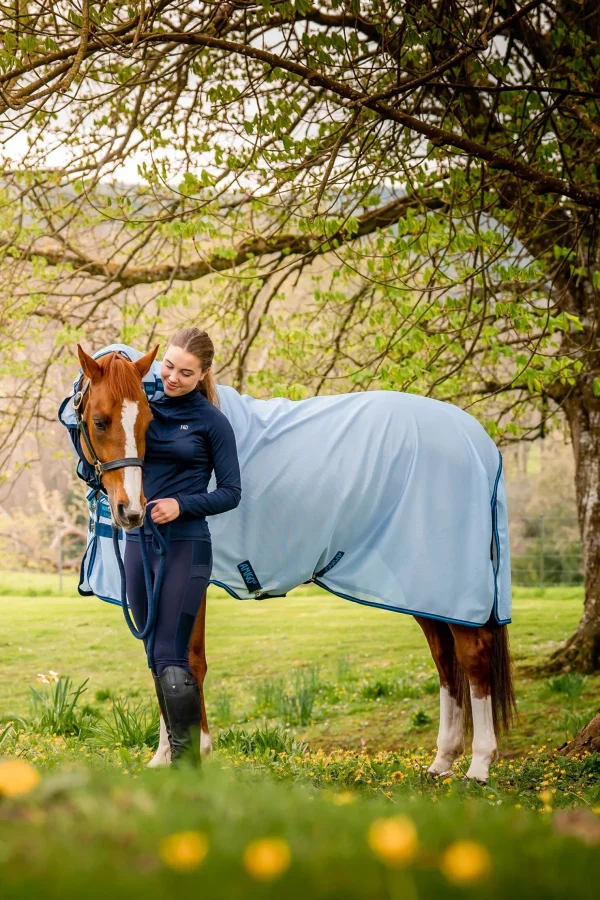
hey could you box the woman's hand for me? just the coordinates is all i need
[148,498,180,524]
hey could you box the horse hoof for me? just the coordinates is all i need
[147,751,171,768]
[425,766,454,779]
[461,775,487,786]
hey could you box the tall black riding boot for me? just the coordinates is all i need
[158,665,202,764]
[153,672,173,751]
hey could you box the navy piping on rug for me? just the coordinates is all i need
[490,449,505,625]
[311,579,511,628]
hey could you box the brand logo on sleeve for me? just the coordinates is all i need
[180,424,188,430]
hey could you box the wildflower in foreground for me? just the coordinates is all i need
[331,791,356,805]
[441,840,491,884]
[0,760,41,797]
[159,831,208,872]
[367,816,418,866]
[243,838,291,881]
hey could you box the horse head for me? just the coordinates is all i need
[76,344,159,530]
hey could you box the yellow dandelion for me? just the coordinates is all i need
[331,792,356,805]
[243,838,291,881]
[441,840,491,884]
[367,816,418,866]
[159,831,208,872]
[0,760,41,797]
[540,790,553,804]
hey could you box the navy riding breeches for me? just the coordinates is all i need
[124,536,212,676]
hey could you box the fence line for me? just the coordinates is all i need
[509,515,582,587]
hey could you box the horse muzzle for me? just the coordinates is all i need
[114,502,145,531]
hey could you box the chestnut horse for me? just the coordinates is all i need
[76,345,515,782]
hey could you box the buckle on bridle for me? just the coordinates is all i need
[73,390,84,411]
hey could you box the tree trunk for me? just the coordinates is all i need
[547,377,600,673]
[558,710,600,756]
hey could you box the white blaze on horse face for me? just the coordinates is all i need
[466,692,497,782]
[121,399,143,515]
[428,686,464,776]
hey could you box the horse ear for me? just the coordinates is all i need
[77,344,102,384]
[135,345,160,379]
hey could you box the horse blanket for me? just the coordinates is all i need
[59,343,511,627]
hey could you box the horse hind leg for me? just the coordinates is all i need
[449,622,515,783]
[415,617,465,777]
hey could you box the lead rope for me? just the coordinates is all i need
[111,511,171,669]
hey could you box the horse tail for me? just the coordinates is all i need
[489,623,517,734]
[452,622,516,738]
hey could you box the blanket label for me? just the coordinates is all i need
[237,559,262,592]
[314,551,345,579]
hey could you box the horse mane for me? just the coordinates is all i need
[97,353,144,402]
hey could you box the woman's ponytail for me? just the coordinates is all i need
[197,366,219,408]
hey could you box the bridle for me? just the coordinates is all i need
[72,353,145,486]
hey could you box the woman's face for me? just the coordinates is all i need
[161,344,206,397]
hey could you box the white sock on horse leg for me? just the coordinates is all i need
[147,712,172,767]
[200,729,212,756]
[428,686,464,775]
[465,692,497,782]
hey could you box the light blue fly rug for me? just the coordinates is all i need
[59,343,511,628]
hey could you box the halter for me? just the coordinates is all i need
[72,353,145,485]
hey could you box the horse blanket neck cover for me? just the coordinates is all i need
[59,343,511,628]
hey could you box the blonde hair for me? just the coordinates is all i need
[168,327,220,408]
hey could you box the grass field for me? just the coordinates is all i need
[1,572,600,898]
[2,572,598,754]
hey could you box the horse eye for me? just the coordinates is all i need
[93,419,108,431]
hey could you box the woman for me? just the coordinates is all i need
[122,327,241,762]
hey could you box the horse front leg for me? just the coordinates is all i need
[188,589,212,757]
[147,713,172,768]
[449,624,497,782]
[415,617,464,777]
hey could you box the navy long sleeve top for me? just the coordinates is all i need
[131,388,241,541]
[70,388,242,541]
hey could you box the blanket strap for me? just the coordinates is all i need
[111,513,171,669]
